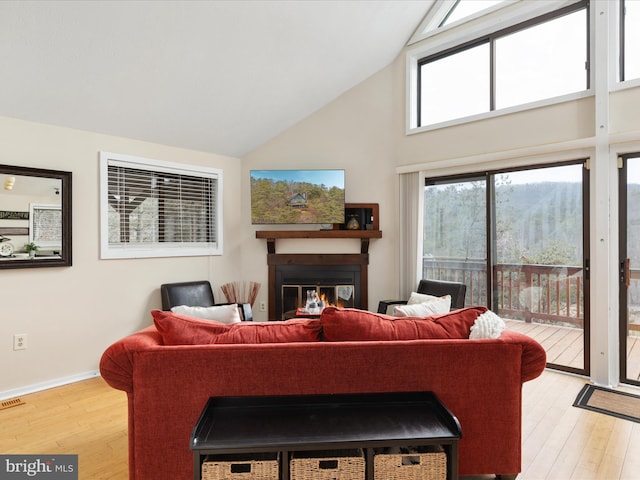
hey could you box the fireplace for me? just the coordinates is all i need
[256,220,381,320]
[267,253,369,320]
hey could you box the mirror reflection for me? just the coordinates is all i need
[0,165,72,269]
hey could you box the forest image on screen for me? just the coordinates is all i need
[251,170,345,224]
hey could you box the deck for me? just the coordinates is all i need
[505,319,640,381]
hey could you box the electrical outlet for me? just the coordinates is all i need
[259,301,267,312]
[13,334,27,351]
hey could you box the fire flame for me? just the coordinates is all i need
[303,292,345,309]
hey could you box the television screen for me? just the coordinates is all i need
[251,169,345,224]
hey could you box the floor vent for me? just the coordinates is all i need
[0,398,25,410]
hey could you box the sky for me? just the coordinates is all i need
[500,161,640,185]
[505,165,582,185]
[629,159,640,184]
[250,170,345,188]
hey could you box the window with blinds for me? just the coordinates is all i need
[99,152,223,259]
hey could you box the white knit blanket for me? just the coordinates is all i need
[469,309,506,339]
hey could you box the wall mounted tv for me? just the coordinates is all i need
[250,169,345,225]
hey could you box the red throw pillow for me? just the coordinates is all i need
[151,310,322,345]
[320,306,488,341]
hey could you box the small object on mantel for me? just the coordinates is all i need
[346,214,360,230]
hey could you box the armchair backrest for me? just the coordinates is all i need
[160,280,253,321]
[160,281,215,311]
[417,279,467,310]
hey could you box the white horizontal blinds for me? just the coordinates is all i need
[160,173,216,244]
[106,162,217,248]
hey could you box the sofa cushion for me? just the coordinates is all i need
[171,304,241,324]
[320,306,488,341]
[407,291,439,304]
[152,310,322,345]
[393,295,451,317]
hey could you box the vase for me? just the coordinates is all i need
[346,214,360,230]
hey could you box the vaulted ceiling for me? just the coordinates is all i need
[0,1,433,158]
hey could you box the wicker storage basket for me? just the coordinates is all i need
[201,452,279,480]
[373,446,447,480]
[290,449,365,480]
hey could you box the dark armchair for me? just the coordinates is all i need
[160,280,253,321]
[377,279,467,314]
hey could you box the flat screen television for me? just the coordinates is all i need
[251,169,345,225]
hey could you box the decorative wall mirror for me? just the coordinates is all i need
[0,164,72,269]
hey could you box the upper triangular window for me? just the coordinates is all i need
[408,0,512,45]
[440,0,508,27]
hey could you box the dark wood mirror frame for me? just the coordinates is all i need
[0,164,72,269]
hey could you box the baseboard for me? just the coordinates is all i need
[0,370,100,401]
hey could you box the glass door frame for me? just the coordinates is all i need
[490,161,590,376]
[423,159,590,376]
[619,153,640,386]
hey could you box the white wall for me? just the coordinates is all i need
[396,97,595,167]
[0,116,243,398]
[242,65,401,320]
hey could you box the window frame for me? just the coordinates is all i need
[407,0,590,133]
[620,0,626,82]
[620,0,640,83]
[99,151,223,259]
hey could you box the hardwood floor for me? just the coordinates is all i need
[0,377,128,479]
[2,372,640,479]
[518,372,640,480]
[506,318,640,381]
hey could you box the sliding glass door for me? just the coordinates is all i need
[423,161,589,374]
[620,154,640,386]
[494,164,587,373]
[423,176,488,305]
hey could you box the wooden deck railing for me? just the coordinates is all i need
[423,259,584,327]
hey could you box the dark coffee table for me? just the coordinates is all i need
[190,391,461,480]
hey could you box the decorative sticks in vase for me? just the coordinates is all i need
[220,281,261,307]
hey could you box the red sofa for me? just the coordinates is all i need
[100,306,546,480]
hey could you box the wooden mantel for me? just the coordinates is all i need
[255,230,382,254]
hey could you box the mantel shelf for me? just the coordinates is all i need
[256,230,382,239]
[256,230,382,254]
